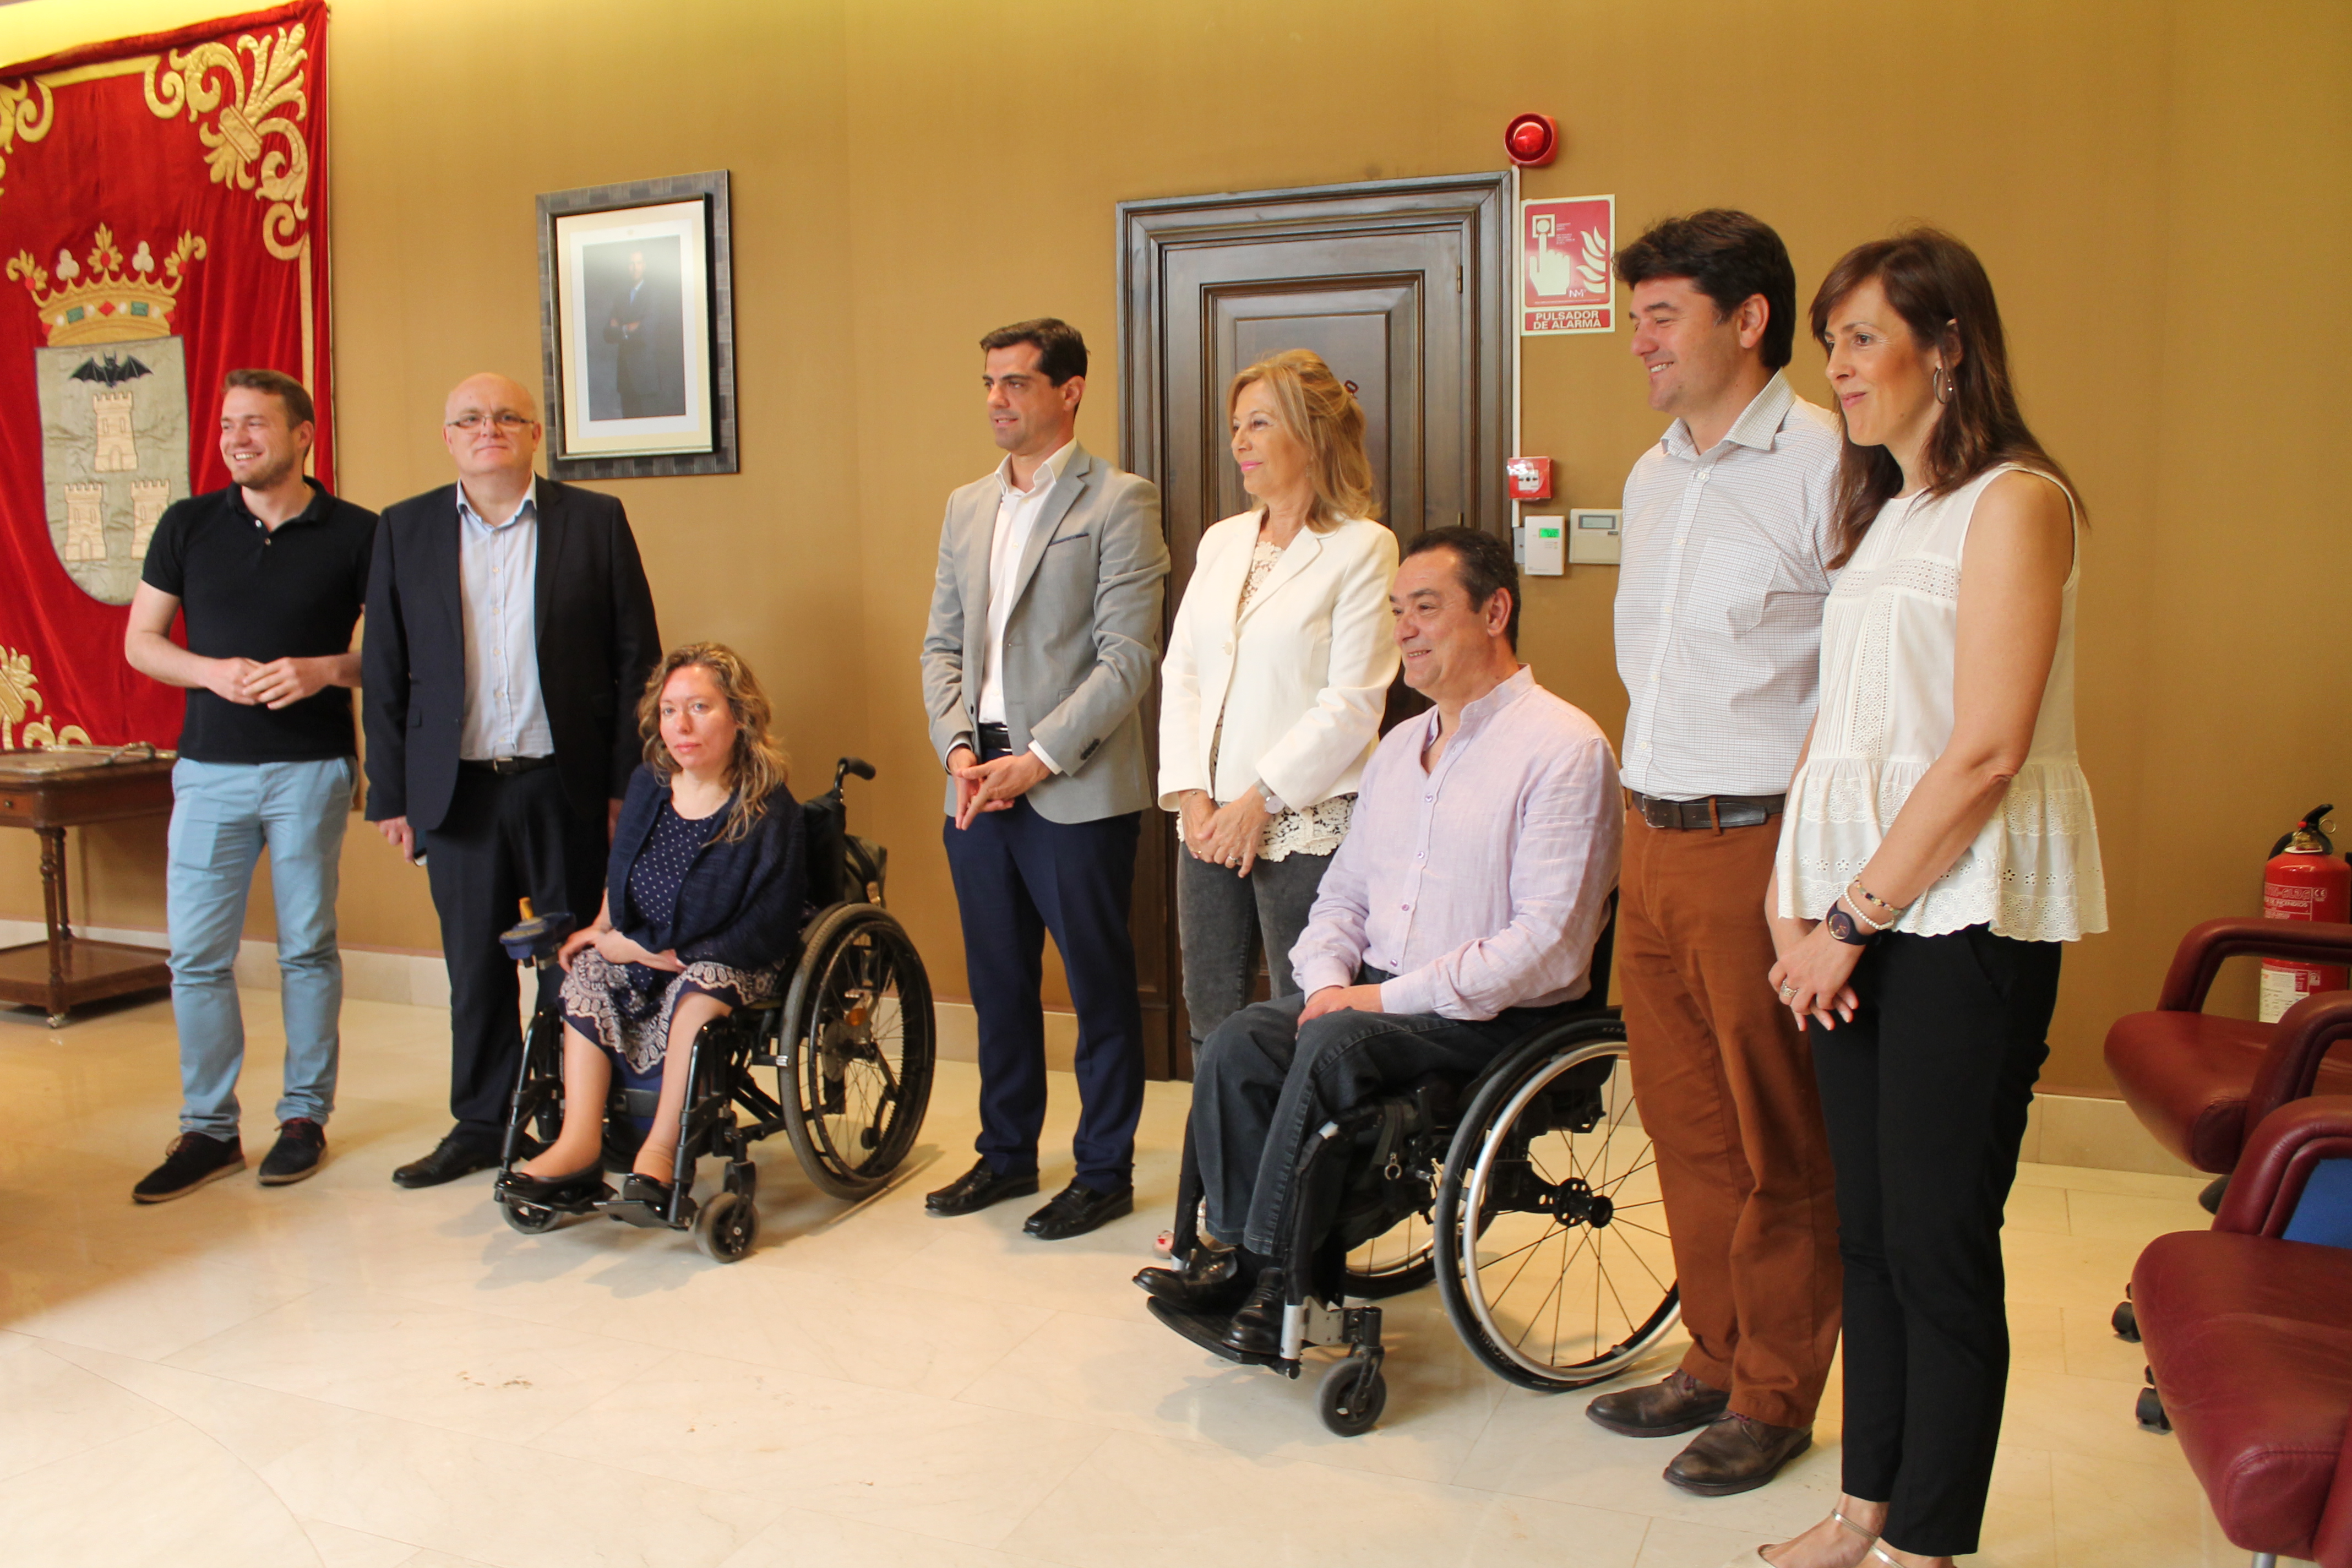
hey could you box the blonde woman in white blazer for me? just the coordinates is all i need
[1160,350,1399,1048]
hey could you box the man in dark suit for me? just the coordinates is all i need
[603,249,657,419]
[364,372,660,1187]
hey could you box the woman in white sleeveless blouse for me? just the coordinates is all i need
[1159,350,1398,1049]
[1755,232,2105,1568]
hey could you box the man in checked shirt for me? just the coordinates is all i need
[1586,211,1845,1496]
[1136,527,1622,1358]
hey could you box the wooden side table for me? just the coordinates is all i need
[0,749,177,1027]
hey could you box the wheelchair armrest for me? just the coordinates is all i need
[2247,990,2352,1133]
[2157,918,2352,1012]
[2215,1095,2352,1237]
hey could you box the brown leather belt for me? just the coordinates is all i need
[1627,788,1785,831]
[461,755,557,777]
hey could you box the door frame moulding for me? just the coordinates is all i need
[1115,170,1515,538]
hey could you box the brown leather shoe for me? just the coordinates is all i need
[1663,1412,1813,1496]
[1585,1368,1730,1437]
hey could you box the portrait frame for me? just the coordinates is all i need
[536,170,737,478]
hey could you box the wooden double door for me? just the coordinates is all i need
[1115,171,1515,1079]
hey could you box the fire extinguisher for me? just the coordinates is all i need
[2261,803,2351,1023]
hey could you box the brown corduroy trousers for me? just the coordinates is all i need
[1617,807,1843,1429]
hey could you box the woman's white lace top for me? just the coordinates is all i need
[1775,464,2106,941]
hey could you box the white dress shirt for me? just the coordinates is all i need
[1289,668,1623,1020]
[455,478,556,761]
[974,439,1074,769]
[1614,372,1842,798]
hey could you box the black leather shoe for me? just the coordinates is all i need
[1663,1413,1814,1496]
[1586,1368,1731,1438]
[924,1158,1039,1217]
[1134,1245,1247,1311]
[1220,1268,1286,1357]
[392,1131,504,1189]
[1023,1179,1134,1240]
[605,1173,678,1228]
[495,1163,607,1207]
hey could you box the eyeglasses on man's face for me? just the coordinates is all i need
[445,411,536,432]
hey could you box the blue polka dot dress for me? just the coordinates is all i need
[558,798,778,1073]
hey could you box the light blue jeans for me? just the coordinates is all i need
[166,756,353,1139]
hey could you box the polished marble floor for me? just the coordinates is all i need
[0,990,2264,1568]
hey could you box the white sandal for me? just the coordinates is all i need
[1725,1507,1880,1568]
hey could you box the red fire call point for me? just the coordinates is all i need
[1506,456,1554,502]
[1505,113,1559,168]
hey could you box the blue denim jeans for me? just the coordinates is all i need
[166,756,353,1138]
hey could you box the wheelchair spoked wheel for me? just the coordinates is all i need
[778,902,936,1200]
[1342,1182,1438,1299]
[1434,1020,1681,1392]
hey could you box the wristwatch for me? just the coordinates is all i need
[1825,903,1875,946]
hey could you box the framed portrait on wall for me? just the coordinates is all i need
[536,170,737,478]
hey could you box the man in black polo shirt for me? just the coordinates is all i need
[124,368,376,1203]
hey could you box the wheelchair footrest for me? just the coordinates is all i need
[1146,1296,1301,1378]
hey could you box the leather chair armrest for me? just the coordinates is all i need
[2217,1095,2352,1237]
[2249,991,2352,1129]
[2158,919,2352,1012]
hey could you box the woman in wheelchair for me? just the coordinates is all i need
[499,643,806,1215]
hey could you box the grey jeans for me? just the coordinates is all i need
[1175,845,1332,1047]
[1191,973,1592,1254]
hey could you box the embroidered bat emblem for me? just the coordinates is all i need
[68,352,153,388]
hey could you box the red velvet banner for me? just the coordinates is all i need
[0,1,330,749]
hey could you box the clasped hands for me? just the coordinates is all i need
[1767,915,1861,1032]
[206,655,334,710]
[557,922,682,974]
[948,744,1052,830]
[1180,787,1268,877]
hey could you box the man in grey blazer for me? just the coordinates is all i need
[919,318,1169,1240]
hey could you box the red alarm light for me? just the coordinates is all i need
[1505,113,1559,168]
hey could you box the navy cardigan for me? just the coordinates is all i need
[606,764,807,971]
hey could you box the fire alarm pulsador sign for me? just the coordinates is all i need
[1522,195,1615,336]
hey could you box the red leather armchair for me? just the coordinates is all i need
[2105,919,2352,1173]
[2133,1096,2352,1568]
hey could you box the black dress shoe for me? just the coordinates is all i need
[393,1131,503,1189]
[1023,1179,1134,1240]
[495,1163,608,1208]
[605,1173,678,1228]
[1220,1267,1287,1357]
[924,1158,1040,1217]
[1134,1245,1247,1311]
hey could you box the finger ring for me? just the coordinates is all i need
[1779,982,1797,998]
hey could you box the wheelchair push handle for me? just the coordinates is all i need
[832,756,877,791]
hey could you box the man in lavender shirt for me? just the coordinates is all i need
[1136,527,1622,1356]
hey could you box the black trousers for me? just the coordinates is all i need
[941,786,1145,1190]
[1811,925,2060,1559]
[420,766,608,1137]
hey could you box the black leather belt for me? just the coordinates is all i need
[1627,788,1785,831]
[461,755,556,776]
[974,723,1012,754]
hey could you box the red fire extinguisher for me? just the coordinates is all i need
[2261,803,2351,1023]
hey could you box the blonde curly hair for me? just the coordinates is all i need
[636,642,790,843]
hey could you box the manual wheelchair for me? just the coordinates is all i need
[491,757,937,1261]
[1151,907,1681,1435]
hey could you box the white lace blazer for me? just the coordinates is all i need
[1775,464,2106,942]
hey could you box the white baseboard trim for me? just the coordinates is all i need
[0,929,2192,1179]
[0,918,451,1010]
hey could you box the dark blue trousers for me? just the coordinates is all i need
[942,797,1145,1190]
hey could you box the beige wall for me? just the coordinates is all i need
[4,0,2345,1092]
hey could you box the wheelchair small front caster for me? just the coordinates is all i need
[2135,1373,2170,1434]
[500,1200,562,1235]
[1317,1354,1386,1437]
[695,1190,759,1262]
